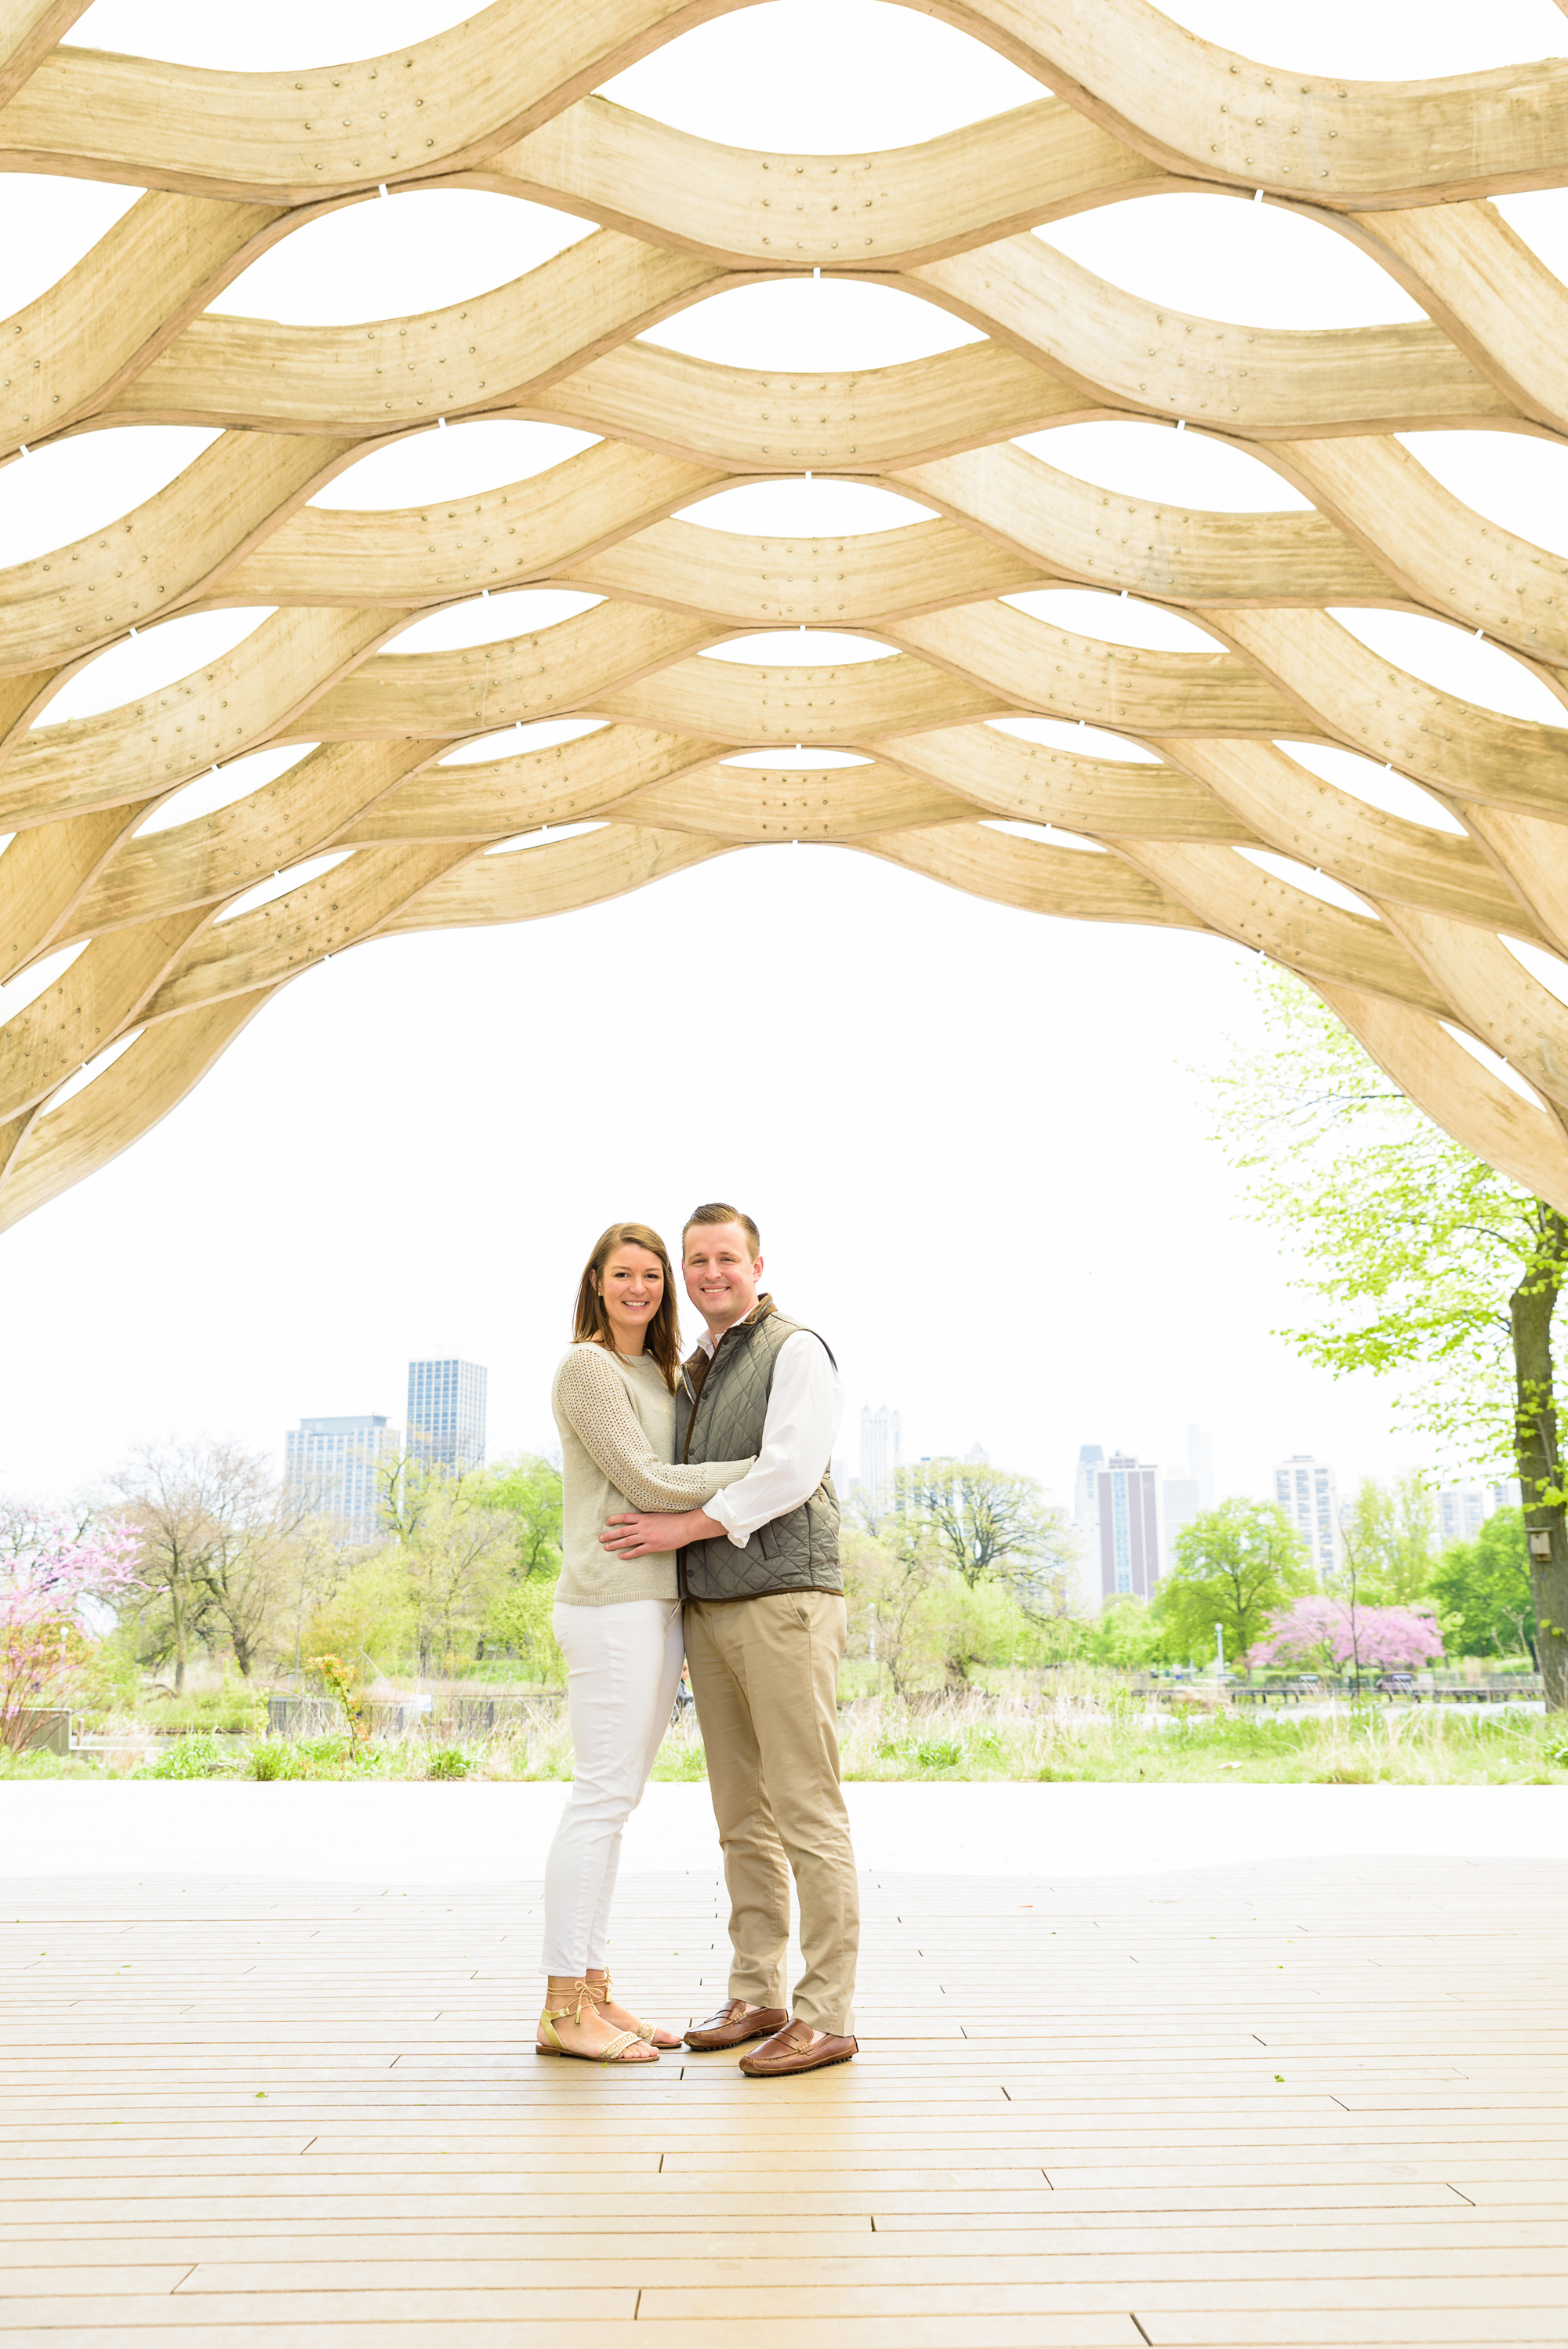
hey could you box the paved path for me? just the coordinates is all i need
[5,1780,1568,1882]
[1,1803,1566,2344]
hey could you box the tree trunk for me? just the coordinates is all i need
[1510,1205,1568,1712]
[170,1581,187,1694]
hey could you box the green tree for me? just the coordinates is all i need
[1082,1594,1162,1672]
[1155,1498,1314,1672]
[474,1454,563,1679]
[1338,1474,1438,1607]
[890,1459,1077,1614]
[1431,1508,1537,1663]
[477,1454,563,1580]
[1210,967,1568,1708]
[840,1522,950,1700]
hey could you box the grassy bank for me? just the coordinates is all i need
[5,1681,1565,1784]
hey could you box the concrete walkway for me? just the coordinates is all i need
[2,1778,1567,1883]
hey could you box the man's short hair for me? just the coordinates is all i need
[684,1201,761,1257]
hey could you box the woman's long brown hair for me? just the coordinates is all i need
[572,1222,683,1392]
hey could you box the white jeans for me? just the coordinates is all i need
[541,1598,684,1975]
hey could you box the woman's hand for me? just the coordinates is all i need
[601,1508,722,1558]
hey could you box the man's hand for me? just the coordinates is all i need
[601,1508,723,1558]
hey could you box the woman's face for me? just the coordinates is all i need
[597,1244,665,1351]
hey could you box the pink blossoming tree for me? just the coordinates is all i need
[1,1508,141,1751]
[1247,1596,1444,1685]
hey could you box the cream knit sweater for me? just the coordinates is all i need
[551,1342,753,1606]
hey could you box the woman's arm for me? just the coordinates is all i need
[555,1348,752,1511]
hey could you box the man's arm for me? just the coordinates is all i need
[600,1334,842,1559]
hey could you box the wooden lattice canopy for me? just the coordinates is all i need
[8,0,1568,1233]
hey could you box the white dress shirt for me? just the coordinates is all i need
[699,1326,844,1548]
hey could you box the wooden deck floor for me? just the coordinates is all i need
[1,1853,1564,2347]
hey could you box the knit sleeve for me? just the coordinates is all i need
[554,1347,753,1510]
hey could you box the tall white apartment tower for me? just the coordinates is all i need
[1274,1453,1340,1576]
[1160,1472,1202,1559]
[1097,1454,1161,1601]
[1437,1480,1523,1544]
[407,1358,488,1474]
[285,1414,400,1545]
[860,1404,902,1511]
[1074,1443,1105,1538]
[1186,1425,1215,1509]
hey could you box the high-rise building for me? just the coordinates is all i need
[285,1414,400,1545]
[1074,1443,1105,1538]
[407,1357,488,1473]
[1098,1453,1161,1602]
[1160,1473,1202,1560]
[1438,1479,1523,1545]
[1186,1425,1215,1509]
[860,1403,902,1510]
[1274,1453,1339,1576]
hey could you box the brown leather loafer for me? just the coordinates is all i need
[684,1998,788,2051]
[739,2019,858,2076]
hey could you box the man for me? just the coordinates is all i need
[600,1203,858,2076]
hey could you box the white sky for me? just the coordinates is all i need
[3,0,1563,1509]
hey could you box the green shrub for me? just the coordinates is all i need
[250,1742,289,1781]
[133,1733,234,1780]
[426,1746,470,1780]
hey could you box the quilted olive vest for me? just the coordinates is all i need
[676,1295,842,1602]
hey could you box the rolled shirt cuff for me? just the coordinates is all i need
[705,1487,751,1548]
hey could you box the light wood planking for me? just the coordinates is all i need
[1,1855,1566,2345]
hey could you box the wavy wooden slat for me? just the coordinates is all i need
[1116,837,1452,1012]
[0,432,354,673]
[1316,981,1568,1207]
[0,989,275,1236]
[0,0,714,198]
[142,842,475,1018]
[0,802,155,978]
[895,442,1390,608]
[875,724,1253,841]
[492,93,1167,269]
[374,820,732,931]
[858,820,1210,928]
[943,0,1568,209]
[0,608,402,830]
[1216,608,1568,815]
[0,0,87,109]
[913,235,1519,437]
[1377,901,1568,1115]
[0,904,209,1121]
[334,727,710,844]
[64,741,440,943]
[1154,738,1537,937]
[612,760,972,840]
[885,604,1308,734]
[106,234,726,432]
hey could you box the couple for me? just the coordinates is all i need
[537,1203,858,2079]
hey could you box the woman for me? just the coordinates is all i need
[538,1220,751,2064]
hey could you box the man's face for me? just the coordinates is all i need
[683,1222,763,1331]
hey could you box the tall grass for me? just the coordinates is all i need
[9,1678,1563,1783]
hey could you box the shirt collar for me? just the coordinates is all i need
[698,1298,767,1359]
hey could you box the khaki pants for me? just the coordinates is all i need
[684,1590,859,2036]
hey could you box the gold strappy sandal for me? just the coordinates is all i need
[536,1979,659,2064]
[583,1973,682,2051]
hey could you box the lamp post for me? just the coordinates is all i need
[1215,1621,1225,1676]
